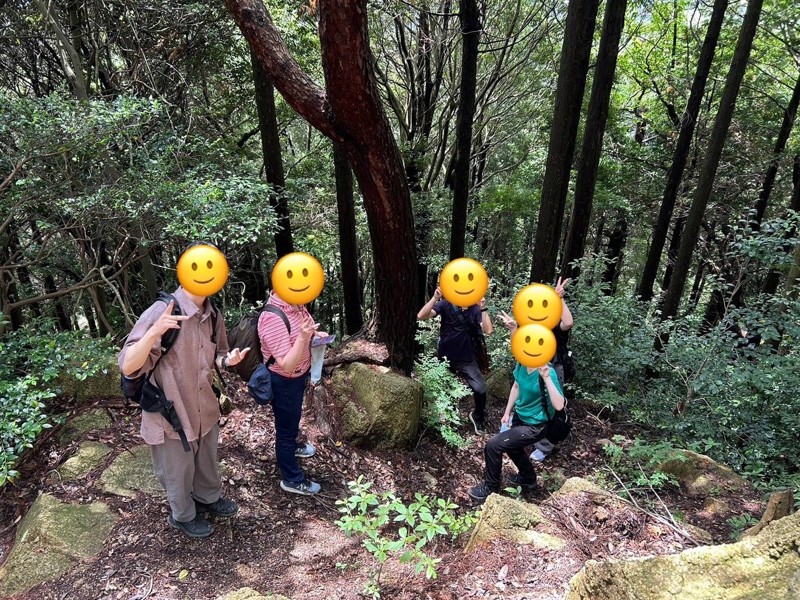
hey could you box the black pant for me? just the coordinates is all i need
[449,359,487,418]
[484,418,548,490]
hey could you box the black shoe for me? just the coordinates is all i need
[467,481,497,502]
[168,514,214,538]
[469,411,486,434]
[506,473,538,490]
[195,497,239,518]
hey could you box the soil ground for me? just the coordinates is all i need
[0,375,764,600]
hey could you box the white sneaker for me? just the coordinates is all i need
[531,449,548,462]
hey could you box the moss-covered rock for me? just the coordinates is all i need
[58,441,111,481]
[0,494,117,597]
[330,362,423,450]
[659,449,749,498]
[99,444,163,498]
[217,588,291,600]
[565,511,800,600]
[485,369,513,401]
[58,359,123,401]
[465,493,565,553]
[59,408,113,445]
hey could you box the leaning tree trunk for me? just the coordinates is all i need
[762,154,800,295]
[448,0,481,260]
[226,0,418,372]
[530,0,600,284]
[660,0,763,323]
[561,0,627,280]
[333,143,363,336]
[638,0,729,301]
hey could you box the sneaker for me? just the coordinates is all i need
[506,473,538,489]
[280,479,321,496]
[295,443,316,458]
[195,497,239,518]
[469,411,486,434]
[467,481,497,502]
[168,514,214,538]
[530,449,549,462]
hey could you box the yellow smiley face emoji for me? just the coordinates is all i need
[439,258,489,307]
[512,284,562,330]
[511,324,556,368]
[176,244,229,296]
[271,252,324,305]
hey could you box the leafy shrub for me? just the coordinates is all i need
[413,355,471,447]
[0,322,116,486]
[335,476,478,599]
[602,435,679,493]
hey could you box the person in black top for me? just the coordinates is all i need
[418,286,494,433]
[500,277,573,461]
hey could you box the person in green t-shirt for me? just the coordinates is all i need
[467,362,564,502]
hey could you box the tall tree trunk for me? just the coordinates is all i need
[32,0,89,100]
[227,0,418,371]
[750,72,800,231]
[251,48,293,258]
[762,154,800,295]
[638,0,729,301]
[448,0,481,260]
[561,0,627,280]
[333,143,363,336]
[601,213,627,295]
[530,0,600,284]
[661,0,763,322]
[44,274,72,331]
[660,214,685,295]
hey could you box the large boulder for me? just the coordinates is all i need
[485,369,513,401]
[58,441,111,481]
[565,511,800,600]
[659,449,750,498]
[465,493,566,553]
[59,408,113,445]
[330,362,423,450]
[0,494,117,597]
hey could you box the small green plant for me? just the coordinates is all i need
[335,476,478,598]
[414,355,472,447]
[503,485,522,498]
[0,323,116,486]
[727,513,758,540]
[603,436,679,492]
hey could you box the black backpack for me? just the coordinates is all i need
[120,291,219,405]
[226,304,291,382]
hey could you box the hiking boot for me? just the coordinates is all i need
[195,497,239,518]
[506,473,538,490]
[168,514,214,538]
[280,479,321,496]
[530,449,549,462]
[467,481,497,502]
[469,411,486,434]
[295,443,316,458]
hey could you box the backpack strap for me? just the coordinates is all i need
[261,304,292,367]
[539,374,553,423]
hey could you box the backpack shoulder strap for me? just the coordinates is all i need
[156,291,181,357]
[262,304,292,334]
[539,374,553,422]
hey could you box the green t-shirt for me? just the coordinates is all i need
[513,363,563,425]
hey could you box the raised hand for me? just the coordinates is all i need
[225,347,250,367]
[299,312,320,341]
[498,310,517,332]
[150,300,190,337]
[433,286,443,301]
[554,277,570,298]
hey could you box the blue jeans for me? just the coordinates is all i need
[270,370,309,484]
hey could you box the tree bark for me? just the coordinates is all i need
[448,0,481,260]
[251,47,293,258]
[333,143,363,336]
[601,213,628,295]
[561,0,627,280]
[637,0,729,301]
[660,0,763,322]
[226,0,418,371]
[530,0,600,284]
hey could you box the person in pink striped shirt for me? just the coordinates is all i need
[257,289,327,495]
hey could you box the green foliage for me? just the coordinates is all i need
[335,476,478,598]
[0,323,116,486]
[413,355,471,447]
[727,513,758,541]
[602,435,678,492]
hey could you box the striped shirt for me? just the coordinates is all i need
[257,291,312,378]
